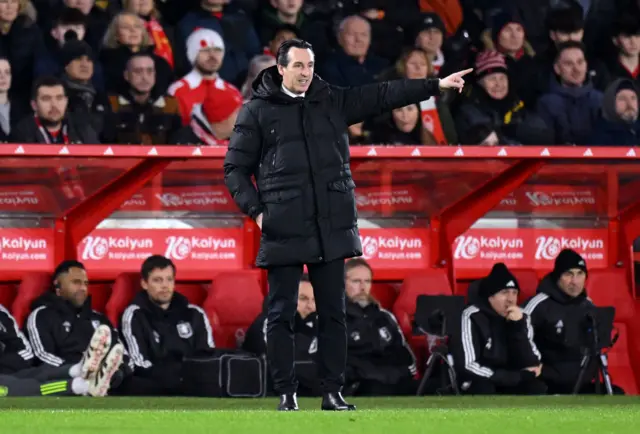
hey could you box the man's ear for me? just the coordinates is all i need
[277,64,285,76]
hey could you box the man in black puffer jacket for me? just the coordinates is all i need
[455,263,546,395]
[523,249,623,394]
[120,255,216,396]
[223,37,471,411]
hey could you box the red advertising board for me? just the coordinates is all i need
[78,229,244,271]
[359,228,430,269]
[0,228,54,270]
[495,185,602,215]
[355,186,428,214]
[453,228,607,269]
[0,185,58,214]
[119,185,238,213]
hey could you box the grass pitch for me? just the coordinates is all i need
[1,396,639,433]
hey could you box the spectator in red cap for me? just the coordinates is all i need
[169,28,234,125]
[171,81,243,145]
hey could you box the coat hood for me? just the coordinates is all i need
[602,78,639,123]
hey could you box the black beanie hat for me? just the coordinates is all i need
[552,249,587,280]
[479,263,520,298]
[490,11,525,44]
[61,40,93,68]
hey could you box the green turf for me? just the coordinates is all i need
[1,397,640,433]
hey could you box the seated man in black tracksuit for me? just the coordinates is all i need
[2,303,123,397]
[457,263,547,395]
[523,249,623,395]
[243,273,321,396]
[120,255,216,396]
[344,259,418,396]
[23,260,128,395]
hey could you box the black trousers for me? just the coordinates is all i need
[266,259,346,394]
[0,364,75,396]
[463,377,548,395]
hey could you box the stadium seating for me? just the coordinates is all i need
[89,282,112,314]
[0,283,17,311]
[105,273,139,327]
[11,272,51,327]
[371,282,399,310]
[203,270,263,349]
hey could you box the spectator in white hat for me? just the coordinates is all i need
[168,28,235,125]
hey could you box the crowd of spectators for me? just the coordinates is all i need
[0,0,639,146]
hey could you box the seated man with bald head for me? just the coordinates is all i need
[244,274,320,396]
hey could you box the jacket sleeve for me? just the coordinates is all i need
[25,306,65,367]
[0,305,34,372]
[380,309,418,377]
[120,305,154,372]
[242,314,267,355]
[223,105,264,220]
[506,314,541,368]
[333,78,441,125]
[188,304,216,354]
[460,307,523,387]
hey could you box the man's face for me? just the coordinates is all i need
[616,89,639,122]
[345,265,372,305]
[56,267,89,308]
[550,30,584,44]
[52,24,86,45]
[64,0,94,15]
[125,56,155,93]
[269,29,296,57]
[0,59,11,93]
[32,85,68,123]
[141,266,175,307]
[615,34,640,57]
[498,23,525,53]
[271,0,302,17]
[557,269,586,298]
[196,47,224,75]
[297,281,315,319]
[416,28,443,55]
[392,104,419,133]
[554,47,587,86]
[488,289,518,318]
[277,46,313,94]
[480,72,509,100]
[339,17,371,58]
[65,56,94,82]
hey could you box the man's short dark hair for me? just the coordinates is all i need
[271,24,300,42]
[31,76,66,100]
[345,258,373,276]
[52,260,85,288]
[300,273,310,283]
[546,5,584,33]
[126,52,155,71]
[554,40,586,62]
[276,38,313,67]
[141,255,176,281]
[55,7,87,27]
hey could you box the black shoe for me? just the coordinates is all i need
[277,393,299,411]
[321,392,356,411]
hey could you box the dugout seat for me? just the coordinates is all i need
[370,282,398,310]
[0,283,17,311]
[510,268,539,304]
[105,273,138,326]
[12,272,51,326]
[89,282,112,315]
[586,268,640,393]
[175,283,208,306]
[203,271,263,349]
[393,269,452,370]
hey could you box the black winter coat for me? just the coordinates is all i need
[0,304,33,374]
[120,291,215,380]
[223,65,441,267]
[523,275,594,388]
[24,292,130,370]
[455,300,540,387]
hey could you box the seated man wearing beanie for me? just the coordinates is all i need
[523,249,623,394]
[171,82,243,145]
[456,263,546,395]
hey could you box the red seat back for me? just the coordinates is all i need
[370,282,398,310]
[587,269,635,321]
[175,283,208,306]
[106,273,138,326]
[204,271,263,349]
[89,283,112,314]
[607,323,639,394]
[12,272,51,326]
[510,269,539,304]
[0,283,17,312]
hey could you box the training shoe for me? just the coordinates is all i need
[80,325,112,379]
[88,343,124,397]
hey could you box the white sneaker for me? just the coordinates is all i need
[80,325,112,379]
[88,343,124,397]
